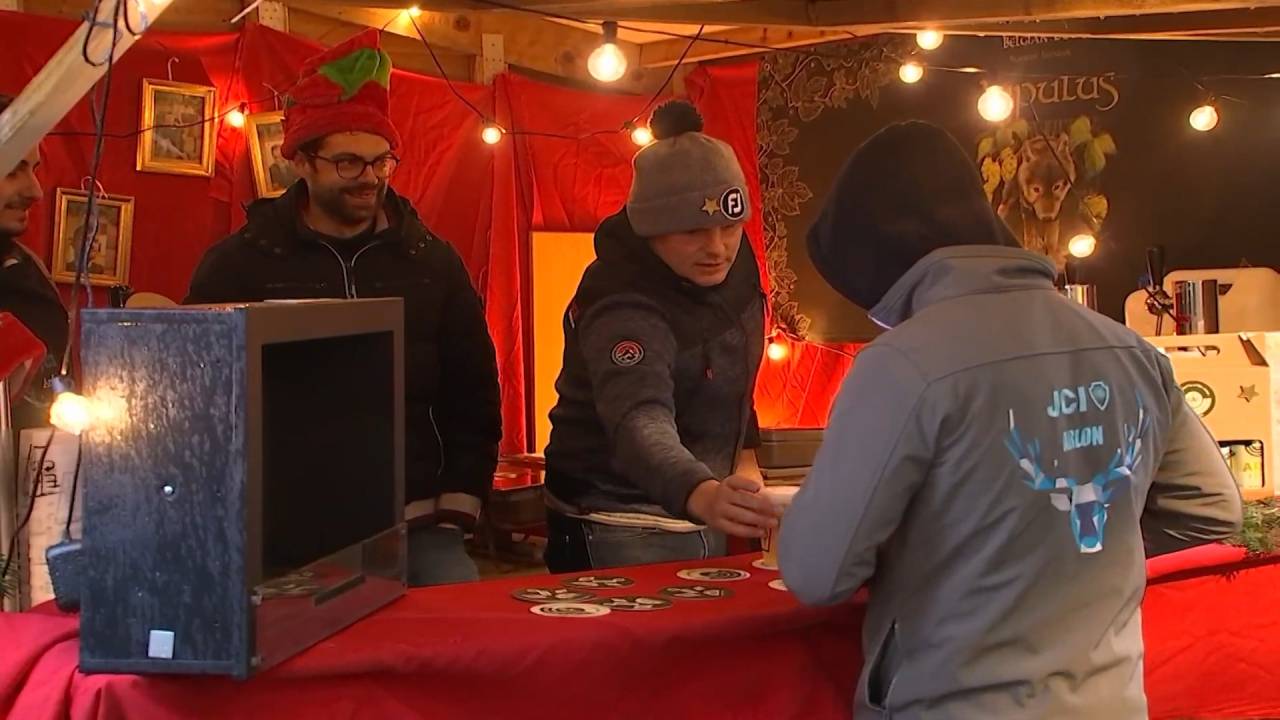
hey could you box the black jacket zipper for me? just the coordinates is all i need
[317,239,386,299]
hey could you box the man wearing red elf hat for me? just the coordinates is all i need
[186,31,501,586]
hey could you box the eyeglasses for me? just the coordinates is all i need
[307,153,400,180]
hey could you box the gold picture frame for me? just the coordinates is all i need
[51,188,134,287]
[136,79,216,177]
[245,110,298,198]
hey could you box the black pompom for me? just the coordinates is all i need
[649,100,704,140]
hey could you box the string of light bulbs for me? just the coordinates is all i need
[893,29,1280,132]
[399,6,705,148]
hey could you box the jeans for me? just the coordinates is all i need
[407,525,480,587]
[544,509,727,574]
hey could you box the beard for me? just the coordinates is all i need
[309,180,387,228]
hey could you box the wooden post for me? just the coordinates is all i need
[0,0,177,175]
[256,1,288,32]
[477,33,506,85]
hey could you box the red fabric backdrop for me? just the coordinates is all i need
[0,10,852,452]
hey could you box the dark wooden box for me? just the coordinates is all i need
[78,300,406,679]
[757,428,825,470]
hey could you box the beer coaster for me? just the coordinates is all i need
[511,587,598,604]
[676,568,750,583]
[659,585,733,600]
[530,602,612,618]
[592,595,673,612]
[768,579,788,592]
[562,575,635,590]
[751,558,779,571]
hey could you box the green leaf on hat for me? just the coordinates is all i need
[318,47,393,100]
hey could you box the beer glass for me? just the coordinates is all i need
[759,486,800,570]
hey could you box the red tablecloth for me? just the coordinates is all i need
[3,547,1279,720]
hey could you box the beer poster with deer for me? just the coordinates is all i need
[759,34,1280,342]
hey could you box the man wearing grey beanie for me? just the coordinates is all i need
[543,100,777,572]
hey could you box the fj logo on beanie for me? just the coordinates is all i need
[627,100,750,238]
[701,187,746,220]
[721,187,746,220]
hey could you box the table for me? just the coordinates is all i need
[3,546,1280,720]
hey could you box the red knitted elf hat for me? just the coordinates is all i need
[280,29,402,160]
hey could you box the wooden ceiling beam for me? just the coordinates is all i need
[638,26,846,67]
[23,0,245,31]
[887,7,1280,38]
[304,0,813,27]
[283,3,660,91]
[288,8,474,80]
[317,0,1280,29]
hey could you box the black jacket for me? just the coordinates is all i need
[1,238,68,431]
[185,184,501,510]
[545,211,764,520]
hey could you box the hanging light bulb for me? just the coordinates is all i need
[1067,233,1097,259]
[630,124,654,146]
[407,5,422,16]
[481,123,504,145]
[588,21,628,83]
[978,85,1015,123]
[766,336,789,362]
[1189,103,1219,132]
[898,61,925,84]
[50,392,92,435]
[916,30,944,51]
[226,103,247,129]
[49,377,93,436]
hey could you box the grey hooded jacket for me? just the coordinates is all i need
[779,245,1242,719]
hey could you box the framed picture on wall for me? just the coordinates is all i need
[245,110,298,198]
[51,188,134,287]
[136,79,216,177]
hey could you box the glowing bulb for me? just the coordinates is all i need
[898,61,924,84]
[481,124,504,145]
[978,85,1015,123]
[50,391,93,435]
[630,125,654,146]
[227,107,246,128]
[588,42,628,83]
[766,340,789,362]
[1189,104,1219,132]
[916,30,944,51]
[1067,233,1097,259]
[407,5,422,16]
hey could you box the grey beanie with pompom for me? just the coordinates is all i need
[625,100,751,238]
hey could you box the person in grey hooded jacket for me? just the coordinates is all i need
[779,121,1242,719]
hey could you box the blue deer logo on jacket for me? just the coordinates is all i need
[1004,396,1150,553]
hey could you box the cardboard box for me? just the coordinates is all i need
[1150,332,1279,501]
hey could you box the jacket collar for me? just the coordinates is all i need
[243,182,431,257]
[868,245,1057,328]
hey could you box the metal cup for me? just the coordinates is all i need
[1173,280,1219,335]
[759,486,800,570]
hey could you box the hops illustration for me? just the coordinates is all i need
[981,157,1001,200]
[1083,193,1109,222]
[1000,147,1018,182]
